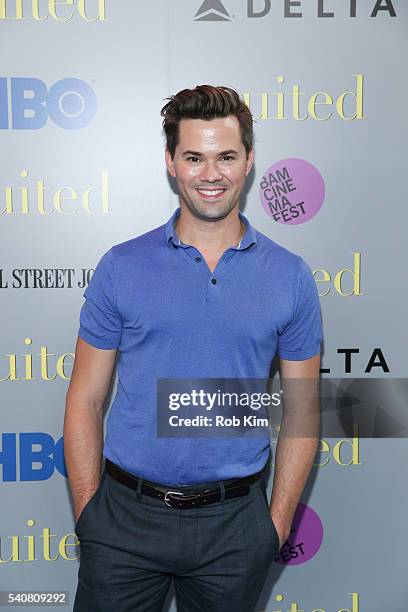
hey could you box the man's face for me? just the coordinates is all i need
[165,115,254,222]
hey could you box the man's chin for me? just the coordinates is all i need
[188,200,236,221]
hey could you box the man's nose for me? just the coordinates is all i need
[199,160,223,182]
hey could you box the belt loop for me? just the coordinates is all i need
[218,480,226,502]
[136,477,143,499]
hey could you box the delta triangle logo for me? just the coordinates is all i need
[194,0,231,21]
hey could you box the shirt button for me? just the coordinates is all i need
[211,278,217,285]
[195,256,201,263]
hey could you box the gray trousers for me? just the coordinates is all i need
[73,464,279,612]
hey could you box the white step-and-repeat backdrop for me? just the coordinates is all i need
[1,1,406,610]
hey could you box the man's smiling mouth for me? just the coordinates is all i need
[196,188,227,199]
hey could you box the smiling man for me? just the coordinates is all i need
[64,85,323,612]
[164,112,251,273]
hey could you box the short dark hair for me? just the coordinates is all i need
[160,85,253,159]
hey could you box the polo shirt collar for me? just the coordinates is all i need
[165,207,257,251]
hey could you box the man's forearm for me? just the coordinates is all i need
[269,367,320,548]
[63,398,104,522]
[269,430,318,547]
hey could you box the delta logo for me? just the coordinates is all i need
[194,0,397,21]
[194,0,231,21]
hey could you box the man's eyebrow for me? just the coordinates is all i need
[181,149,239,157]
[218,149,239,156]
[181,150,202,157]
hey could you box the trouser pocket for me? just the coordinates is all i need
[74,470,107,536]
[258,480,281,552]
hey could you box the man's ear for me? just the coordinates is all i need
[165,148,176,178]
[245,147,254,176]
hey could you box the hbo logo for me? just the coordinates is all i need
[0,433,67,481]
[0,77,97,129]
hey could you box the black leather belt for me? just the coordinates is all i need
[105,458,267,509]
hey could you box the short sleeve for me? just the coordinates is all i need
[278,257,322,360]
[78,248,122,350]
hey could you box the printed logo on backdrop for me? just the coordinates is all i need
[265,593,359,612]
[259,158,325,224]
[0,0,107,21]
[193,0,397,20]
[274,503,323,565]
[194,0,231,21]
[0,170,109,215]
[0,520,80,563]
[0,77,97,129]
[0,268,95,288]
[243,74,365,121]
[247,0,397,18]
[0,433,67,481]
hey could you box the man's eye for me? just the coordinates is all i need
[222,155,234,161]
[187,156,200,162]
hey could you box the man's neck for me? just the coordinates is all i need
[175,208,245,254]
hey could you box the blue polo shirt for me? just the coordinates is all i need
[78,207,322,486]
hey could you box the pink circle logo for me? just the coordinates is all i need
[259,158,325,225]
[274,503,323,565]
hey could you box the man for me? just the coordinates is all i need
[64,85,322,612]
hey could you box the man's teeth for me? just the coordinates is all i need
[197,189,225,195]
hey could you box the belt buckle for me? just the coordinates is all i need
[164,487,215,508]
[164,490,187,508]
